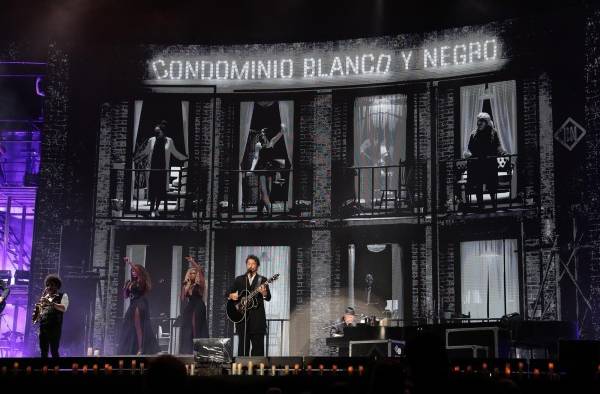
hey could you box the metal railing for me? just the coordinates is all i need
[109,167,204,220]
[449,154,522,212]
[335,162,427,218]
[218,168,313,220]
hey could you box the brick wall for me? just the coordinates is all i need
[25,43,70,353]
[584,6,600,338]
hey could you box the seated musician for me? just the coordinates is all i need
[330,307,357,336]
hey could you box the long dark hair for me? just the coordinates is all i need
[131,264,152,293]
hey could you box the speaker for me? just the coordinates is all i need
[349,340,405,358]
[193,338,233,364]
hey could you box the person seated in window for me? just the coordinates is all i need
[134,120,188,218]
[463,112,506,210]
[330,307,358,336]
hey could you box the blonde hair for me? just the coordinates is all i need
[184,267,198,284]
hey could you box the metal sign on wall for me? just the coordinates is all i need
[554,117,587,151]
[144,31,507,92]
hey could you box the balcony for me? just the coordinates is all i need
[218,168,313,220]
[335,162,427,218]
[449,154,526,213]
[109,167,204,220]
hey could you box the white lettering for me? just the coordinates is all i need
[469,42,482,63]
[200,61,213,80]
[346,56,359,75]
[280,59,293,78]
[330,56,344,76]
[169,60,183,79]
[361,54,375,73]
[152,59,168,79]
[231,61,249,79]
[376,54,392,73]
[304,58,316,77]
[453,44,467,65]
[185,61,198,79]
[440,46,450,67]
[257,60,271,79]
[400,51,412,70]
[424,48,437,68]
[483,39,497,60]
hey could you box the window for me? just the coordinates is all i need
[238,101,294,213]
[459,80,518,201]
[460,239,519,319]
[235,246,290,356]
[347,243,404,321]
[352,94,408,210]
[129,97,190,215]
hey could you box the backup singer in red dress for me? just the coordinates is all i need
[118,257,159,355]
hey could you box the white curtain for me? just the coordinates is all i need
[235,246,290,356]
[132,100,143,151]
[238,102,255,210]
[278,101,294,206]
[123,245,147,316]
[353,94,407,206]
[391,243,403,322]
[489,81,517,155]
[460,84,486,156]
[460,81,517,155]
[181,101,190,155]
[460,239,519,319]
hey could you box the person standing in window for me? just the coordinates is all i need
[119,257,159,355]
[134,120,188,218]
[464,112,506,210]
[179,256,208,354]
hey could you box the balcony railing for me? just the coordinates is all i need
[109,167,204,219]
[449,154,523,212]
[218,168,313,220]
[335,162,427,218]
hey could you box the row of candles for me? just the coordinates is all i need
[2,360,147,375]
[450,361,563,379]
[230,362,365,376]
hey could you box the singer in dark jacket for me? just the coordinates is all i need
[227,254,271,356]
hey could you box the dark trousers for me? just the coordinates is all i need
[237,331,265,356]
[39,324,61,359]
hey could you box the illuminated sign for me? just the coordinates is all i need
[146,37,504,91]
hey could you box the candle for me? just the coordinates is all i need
[87,347,93,356]
[347,366,354,375]
[118,360,124,370]
[504,366,511,377]
[25,366,32,375]
[41,366,48,375]
[271,365,276,376]
[13,362,18,370]
[319,364,324,375]
[93,349,100,356]
[453,366,460,373]
[93,364,99,374]
[294,364,300,375]
[238,363,243,375]
[259,363,265,376]
[306,365,312,375]
[72,363,79,372]
[106,365,113,375]
[140,362,145,374]
[82,365,88,374]
[231,362,237,375]
[332,364,338,373]
[284,365,289,375]
[53,366,60,374]
[190,364,195,376]
[358,366,365,376]
[248,361,253,375]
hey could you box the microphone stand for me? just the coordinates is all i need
[243,270,249,357]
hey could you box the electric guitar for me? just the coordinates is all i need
[226,273,279,323]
